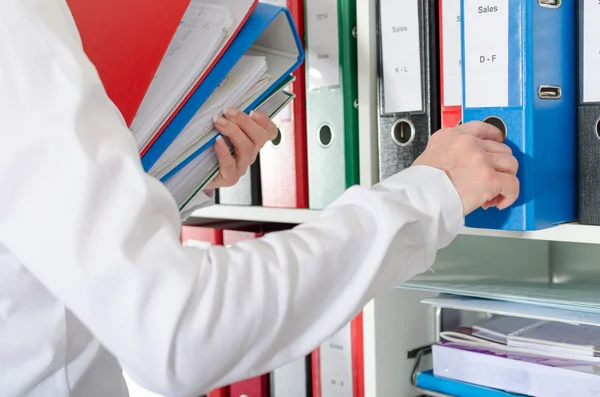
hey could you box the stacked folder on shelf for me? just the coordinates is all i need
[67,0,304,212]
[410,295,600,397]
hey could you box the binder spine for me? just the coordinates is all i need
[439,0,462,129]
[376,0,440,181]
[462,0,576,231]
[578,0,600,225]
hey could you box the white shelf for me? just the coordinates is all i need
[190,205,600,244]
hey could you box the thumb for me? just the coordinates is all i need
[457,120,506,143]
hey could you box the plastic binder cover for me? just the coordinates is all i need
[142,2,304,176]
[305,0,359,210]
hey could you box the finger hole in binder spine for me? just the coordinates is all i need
[483,116,507,142]
[595,118,600,141]
[391,119,415,147]
[317,123,334,148]
[271,128,282,148]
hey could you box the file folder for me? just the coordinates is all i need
[180,225,224,246]
[143,2,305,179]
[259,0,309,209]
[218,162,262,206]
[375,0,440,180]
[305,0,359,209]
[439,0,463,128]
[270,356,312,397]
[578,0,600,225]
[67,0,257,130]
[312,314,363,397]
[229,376,270,397]
[461,0,577,231]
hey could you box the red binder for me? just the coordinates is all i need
[438,0,462,129]
[67,0,258,149]
[208,389,230,397]
[181,225,224,246]
[229,376,270,397]
[259,0,308,209]
[311,314,364,397]
[67,0,190,126]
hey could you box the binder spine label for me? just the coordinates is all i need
[441,0,462,107]
[320,323,353,395]
[379,0,423,113]
[463,0,509,108]
[583,0,600,103]
[306,0,341,90]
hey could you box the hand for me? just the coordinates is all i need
[205,108,278,190]
[412,121,519,215]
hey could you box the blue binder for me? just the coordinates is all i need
[416,370,526,397]
[460,0,577,231]
[140,2,305,180]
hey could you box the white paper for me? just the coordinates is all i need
[463,0,509,108]
[583,0,600,103]
[306,0,341,90]
[319,323,354,396]
[130,2,232,149]
[441,0,462,107]
[259,0,288,6]
[379,0,423,113]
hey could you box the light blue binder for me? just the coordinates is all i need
[140,2,305,182]
[460,0,577,231]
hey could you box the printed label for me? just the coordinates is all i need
[380,0,423,113]
[306,0,341,89]
[583,0,600,103]
[463,0,509,108]
[319,323,354,396]
[441,0,463,107]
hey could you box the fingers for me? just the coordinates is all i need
[214,115,255,170]
[491,172,520,210]
[481,139,512,155]
[224,108,275,145]
[457,120,505,143]
[249,110,279,141]
[213,136,238,185]
[488,152,519,175]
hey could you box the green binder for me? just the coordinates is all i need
[304,0,359,209]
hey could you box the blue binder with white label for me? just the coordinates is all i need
[460,0,577,231]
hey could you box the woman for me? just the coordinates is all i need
[0,1,518,396]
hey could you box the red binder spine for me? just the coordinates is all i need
[311,314,364,397]
[229,375,271,397]
[439,0,462,129]
[180,225,224,245]
[260,0,308,209]
[208,388,230,397]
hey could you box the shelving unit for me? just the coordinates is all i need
[189,0,600,396]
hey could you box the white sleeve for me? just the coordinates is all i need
[0,1,464,396]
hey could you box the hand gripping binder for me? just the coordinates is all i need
[312,314,364,397]
[439,0,463,128]
[259,0,309,209]
[375,0,440,180]
[143,2,305,179]
[578,0,600,225]
[461,0,577,231]
[305,0,359,209]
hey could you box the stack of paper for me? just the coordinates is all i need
[69,0,304,211]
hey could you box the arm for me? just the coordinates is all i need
[0,1,463,395]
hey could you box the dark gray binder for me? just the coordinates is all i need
[577,0,600,225]
[376,0,440,180]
